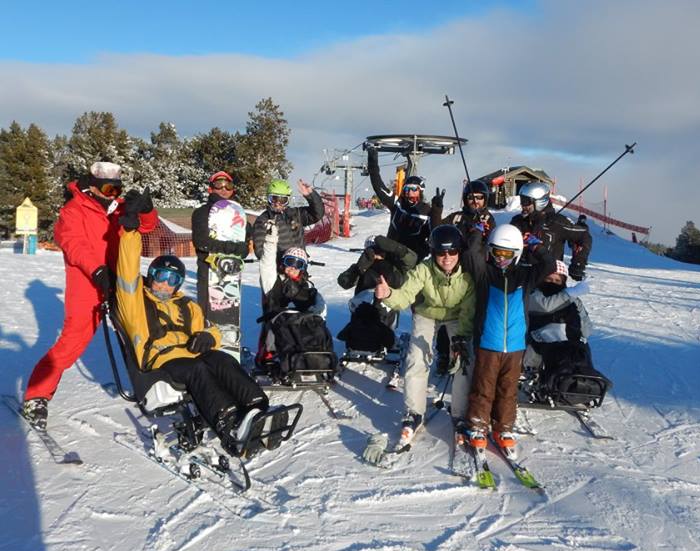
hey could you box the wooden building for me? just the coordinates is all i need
[476,166,555,209]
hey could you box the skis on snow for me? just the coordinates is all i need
[2,394,83,466]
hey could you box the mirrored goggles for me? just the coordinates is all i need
[466,193,485,202]
[403,184,422,193]
[211,180,234,191]
[435,248,459,257]
[490,247,515,260]
[99,182,123,198]
[520,196,534,207]
[282,255,307,270]
[149,267,184,287]
[268,194,290,206]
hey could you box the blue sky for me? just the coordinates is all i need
[0,0,534,62]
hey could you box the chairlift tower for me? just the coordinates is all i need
[319,151,368,238]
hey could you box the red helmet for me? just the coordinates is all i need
[209,171,233,183]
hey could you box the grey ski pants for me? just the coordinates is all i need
[403,314,473,419]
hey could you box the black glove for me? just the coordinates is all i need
[187,331,215,354]
[337,264,360,289]
[451,335,471,367]
[91,265,112,294]
[431,187,445,209]
[568,261,586,281]
[118,211,140,231]
[356,249,376,273]
[123,186,154,214]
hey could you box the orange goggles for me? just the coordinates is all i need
[98,182,123,198]
[491,247,515,260]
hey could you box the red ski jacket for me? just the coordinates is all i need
[55,181,159,304]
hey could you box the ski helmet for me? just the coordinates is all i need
[553,260,569,278]
[429,224,462,256]
[463,179,490,202]
[267,179,292,197]
[519,181,550,212]
[209,170,233,184]
[281,247,309,271]
[147,255,186,291]
[487,224,523,269]
[364,235,377,249]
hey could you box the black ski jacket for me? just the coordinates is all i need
[510,204,592,268]
[337,235,418,294]
[440,207,496,245]
[368,149,439,260]
[252,191,324,259]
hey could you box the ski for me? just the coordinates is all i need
[488,437,545,493]
[513,407,537,436]
[450,438,475,480]
[570,410,614,440]
[384,367,401,390]
[470,446,497,490]
[113,432,282,518]
[1,394,83,466]
[312,387,352,420]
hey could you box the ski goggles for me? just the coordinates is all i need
[211,180,234,191]
[148,267,184,287]
[403,184,422,193]
[490,247,516,260]
[98,182,123,198]
[435,248,459,257]
[466,193,485,202]
[268,194,290,206]
[282,255,307,270]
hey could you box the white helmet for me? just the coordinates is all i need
[364,235,377,249]
[487,224,524,268]
[519,181,550,212]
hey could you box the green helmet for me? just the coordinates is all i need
[267,179,292,196]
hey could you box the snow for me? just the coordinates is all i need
[2,210,700,550]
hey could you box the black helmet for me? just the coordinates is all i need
[463,179,490,201]
[429,224,462,254]
[147,255,186,292]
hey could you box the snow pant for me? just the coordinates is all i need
[403,314,472,420]
[160,350,268,430]
[466,349,524,433]
[25,292,102,402]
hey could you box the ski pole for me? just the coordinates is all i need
[556,142,636,214]
[433,373,454,410]
[443,95,471,183]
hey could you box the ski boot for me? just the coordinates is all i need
[466,428,488,450]
[397,412,423,449]
[492,431,518,459]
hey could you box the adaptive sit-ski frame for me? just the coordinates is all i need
[101,300,303,490]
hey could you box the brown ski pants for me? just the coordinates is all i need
[466,348,524,433]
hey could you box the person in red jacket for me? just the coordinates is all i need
[22,162,158,430]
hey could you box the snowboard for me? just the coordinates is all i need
[206,199,247,361]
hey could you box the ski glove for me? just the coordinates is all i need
[523,233,542,250]
[187,331,216,354]
[431,187,445,209]
[122,187,154,214]
[362,433,388,465]
[450,335,473,373]
[91,265,112,294]
[471,222,485,234]
[356,249,376,273]
[568,261,586,281]
[566,280,590,298]
[119,211,140,231]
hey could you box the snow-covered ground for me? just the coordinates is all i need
[2,210,700,551]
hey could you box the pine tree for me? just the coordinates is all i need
[672,221,700,264]
[0,122,56,239]
[235,98,292,208]
[64,111,135,184]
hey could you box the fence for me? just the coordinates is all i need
[550,197,650,236]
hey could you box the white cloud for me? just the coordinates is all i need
[1,0,698,244]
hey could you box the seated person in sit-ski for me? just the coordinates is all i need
[115,219,290,457]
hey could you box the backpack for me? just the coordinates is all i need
[270,311,337,379]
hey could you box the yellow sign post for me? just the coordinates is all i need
[15,197,39,254]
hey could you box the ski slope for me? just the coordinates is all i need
[2,210,700,551]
